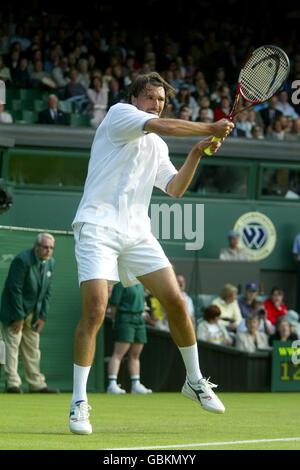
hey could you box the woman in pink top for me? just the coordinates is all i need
[86,76,108,127]
[264,287,287,324]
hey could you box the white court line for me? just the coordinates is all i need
[104,437,300,450]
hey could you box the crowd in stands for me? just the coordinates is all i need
[0,5,300,139]
[106,271,300,354]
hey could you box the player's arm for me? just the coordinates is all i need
[166,137,221,199]
[144,117,234,139]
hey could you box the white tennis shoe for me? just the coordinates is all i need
[131,382,152,394]
[106,382,126,394]
[69,400,92,434]
[182,377,225,414]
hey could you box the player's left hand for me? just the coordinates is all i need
[196,136,222,156]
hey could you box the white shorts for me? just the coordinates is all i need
[73,222,171,287]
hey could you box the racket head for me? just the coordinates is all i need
[238,45,290,105]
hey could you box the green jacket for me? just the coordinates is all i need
[0,248,55,325]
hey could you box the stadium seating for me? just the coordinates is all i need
[21,110,39,124]
[69,113,91,127]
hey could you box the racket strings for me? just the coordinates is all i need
[240,46,289,102]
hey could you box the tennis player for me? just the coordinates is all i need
[69,72,234,434]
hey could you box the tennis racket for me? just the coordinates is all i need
[204,45,290,155]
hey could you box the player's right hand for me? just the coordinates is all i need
[212,119,234,139]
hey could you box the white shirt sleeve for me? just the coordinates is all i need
[106,103,159,145]
[154,139,178,193]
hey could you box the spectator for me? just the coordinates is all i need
[10,24,31,52]
[196,305,233,345]
[44,46,60,73]
[275,90,299,120]
[222,43,240,84]
[269,316,298,346]
[285,310,300,338]
[12,56,30,89]
[29,59,56,89]
[237,300,275,336]
[235,111,249,137]
[65,68,86,99]
[144,291,169,332]
[85,76,108,127]
[27,48,43,74]
[64,68,88,112]
[0,233,59,394]
[52,56,70,89]
[213,67,229,89]
[0,25,10,56]
[264,287,287,325]
[106,282,152,395]
[108,78,125,109]
[283,116,295,139]
[212,283,243,333]
[8,49,20,82]
[176,273,195,326]
[246,109,264,136]
[124,69,139,90]
[178,105,191,121]
[213,96,231,121]
[196,95,214,121]
[77,58,91,90]
[39,94,67,125]
[259,96,283,134]
[171,68,185,91]
[172,84,199,121]
[196,107,213,123]
[251,125,264,140]
[238,282,259,318]
[235,313,269,352]
[287,118,300,142]
[0,55,11,84]
[111,63,125,91]
[219,229,250,261]
[0,103,13,123]
[267,118,286,140]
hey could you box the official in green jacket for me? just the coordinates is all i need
[0,233,59,393]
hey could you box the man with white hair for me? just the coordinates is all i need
[0,233,59,393]
[39,94,67,125]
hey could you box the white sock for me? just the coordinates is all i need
[131,375,140,387]
[108,375,117,385]
[178,343,202,383]
[71,364,91,405]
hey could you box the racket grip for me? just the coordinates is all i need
[203,136,222,156]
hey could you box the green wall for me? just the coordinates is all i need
[2,188,298,272]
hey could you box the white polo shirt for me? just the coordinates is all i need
[72,103,178,236]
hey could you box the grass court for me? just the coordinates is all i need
[1,391,300,451]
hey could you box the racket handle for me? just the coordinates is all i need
[203,136,222,156]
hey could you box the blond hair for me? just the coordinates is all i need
[220,283,238,300]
